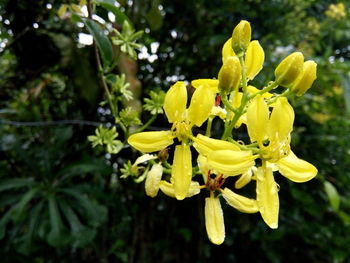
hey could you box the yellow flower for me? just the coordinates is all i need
[159,180,201,198]
[247,95,294,162]
[218,56,241,93]
[128,81,215,200]
[205,195,225,245]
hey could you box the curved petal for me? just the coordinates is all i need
[245,40,265,80]
[193,134,240,156]
[172,144,192,200]
[222,188,258,213]
[188,85,216,127]
[191,79,219,93]
[256,167,279,229]
[268,97,294,142]
[207,150,256,177]
[222,38,236,63]
[276,151,317,182]
[291,60,317,96]
[159,180,200,198]
[246,95,269,144]
[163,81,187,123]
[274,52,304,87]
[235,168,253,189]
[128,131,174,152]
[205,196,225,245]
[145,163,163,197]
[197,155,210,183]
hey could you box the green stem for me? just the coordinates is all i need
[205,116,214,137]
[133,115,157,133]
[221,94,238,114]
[221,56,248,140]
[249,81,279,100]
[268,89,292,105]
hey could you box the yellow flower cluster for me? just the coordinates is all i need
[127,20,318,245]
[325,3,346,20]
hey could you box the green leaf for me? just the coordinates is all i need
[0,178,35,192]
[11,188,39,222]
[59,199,96,247]
[83,18,113,66]
[47,195,69,247]
[95,0,131,26]
[324,181,340,212]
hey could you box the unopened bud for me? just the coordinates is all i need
[290,60,317,96]
[231,20,251,57]
[274,52,304,87]
[218,56,241,93]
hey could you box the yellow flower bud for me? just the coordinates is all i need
[145,163,163,197]
[245,40,265,80]
[205,196,225,245]
[290,60,317,96]
[274,52,304,87]
[231,20,251,56]
[218,56,241,93]
[222,188,259,213]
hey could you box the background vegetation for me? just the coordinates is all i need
[0,0,350,262]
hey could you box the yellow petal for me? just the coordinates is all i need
[222,38,236,63]
[245,40,265,80]
[222,188,258,213]
[205,196,225,245]
[163,81,187,123]
[145,163,163,197]
[191,79,219,93]
[128,131,174,152]
[268,97,294,142]
[218,56,241,93]
[207,150,256,177]
[187,85,215,127]
[235,169,253,189]
[256,167,279,229]
[231,20,251,56]
[276,151,317,182]
[172,144,192,200]
[159,180,200,198]
[274,52,304,87]
[197,155,210,183]
[192,134,240,156]
[246,95,269,143]
[58,4,68,19]
[291,60,317,96]
[132,154,157,167]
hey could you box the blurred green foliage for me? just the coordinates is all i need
[0,0,350,262]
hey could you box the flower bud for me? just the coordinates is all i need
[290,60,317,96]
[274,52,304,87]
[218,56,241,93]
[231,20,251,56]
[145,163,163,197]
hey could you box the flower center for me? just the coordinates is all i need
[172,121,191,141]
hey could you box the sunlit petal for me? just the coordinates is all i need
[245,40,264,80]
[128,131,174,152]
[145,163,163,197]
[205,196,225,245]
[222,38,236,63]
[172,144,192,200]
[188,85,216,127]
[191,79,219,93]
[256,167,279,229]
[222,188,258,213]
[276,151,317,182]
[163,81,187,123]
[246,95,269,143]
